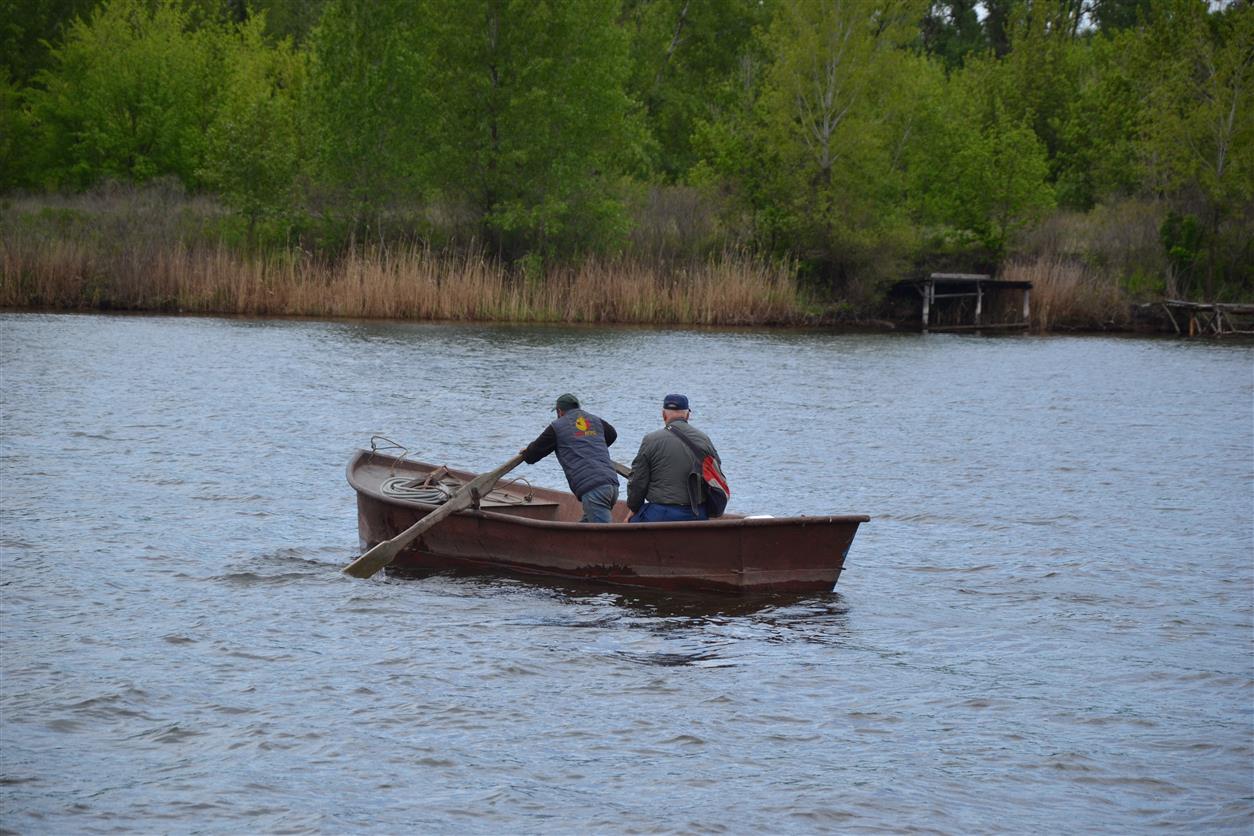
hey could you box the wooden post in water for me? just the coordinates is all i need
[975,281,983,329]
[922,277,932,332]
[1023,287,1030,327]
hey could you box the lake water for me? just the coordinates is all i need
[1,312,1251,834]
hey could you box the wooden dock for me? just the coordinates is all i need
[1157,300,1254,337]
[894,273,1032,333]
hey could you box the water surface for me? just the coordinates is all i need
[2,313,1251,833]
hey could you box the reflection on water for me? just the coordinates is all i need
[1,313,1251,833]
[389,567,844,621]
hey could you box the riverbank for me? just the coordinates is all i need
[0,187,1203,332]
[1,188,810,326]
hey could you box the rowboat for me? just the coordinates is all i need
[347,449,869,594]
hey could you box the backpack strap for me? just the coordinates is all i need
[667,423,706,464]
[667,424,706,514]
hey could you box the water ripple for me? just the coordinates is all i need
[2,315,1251,834]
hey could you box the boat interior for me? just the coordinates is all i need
[351,445,634,523]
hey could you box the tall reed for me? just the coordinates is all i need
[1001,256,1129,331]
[1,222,803,325]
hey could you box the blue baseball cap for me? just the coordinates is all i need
[663,393,689,410]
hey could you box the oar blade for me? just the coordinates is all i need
[343,494,463,579]
[342,453,526,580]
[343,538,403,579]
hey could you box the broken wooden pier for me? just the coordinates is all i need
[1157,300,1254,337]
[894,273,1033,333]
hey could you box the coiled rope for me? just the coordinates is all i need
[381,477,455,504]
[370,436,534,506]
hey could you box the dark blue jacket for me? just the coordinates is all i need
[523,409,618,498]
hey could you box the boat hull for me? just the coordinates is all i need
[348,450,868,594]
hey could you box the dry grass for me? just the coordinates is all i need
[1015,200,1171,299]
[0,229,803,325]
[4,185,1163,330]
[1,182,805,325]
[1002,256,1129,331]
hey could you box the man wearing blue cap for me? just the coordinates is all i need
[627,394,722,523]
[520,393,620,523]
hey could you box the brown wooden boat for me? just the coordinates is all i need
[348,449,869,594]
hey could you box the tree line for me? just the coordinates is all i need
[2,0,1250,303]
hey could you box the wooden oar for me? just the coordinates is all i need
[343,453,526,579]
[611,460,632,478]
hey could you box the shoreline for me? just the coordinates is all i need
[5,187,1248,335]
[0,303,1218,339]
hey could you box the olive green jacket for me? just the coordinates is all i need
[626,419,720,512]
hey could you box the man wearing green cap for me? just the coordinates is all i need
[519,394,620,523]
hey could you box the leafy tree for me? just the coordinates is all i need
[907,66,1055,255]
[622,0,771,181]
[1138,0,1253,298]
[304,0,431,239]
[981,0,1085,181]
[919,0,986,69]
[952,108,1055,252]
[201,14,307,246]
[423,0,639,262]
[1090,0,1154,32]
[248,0,328,44]
[0,0,102,84]
[743,0,926,287]
[27,0,223,188]
[981,0,1016,57]
[687,44,779,247]
[1160,210,1203,292]
[1052,29,1143,208]
[0,67,38,189]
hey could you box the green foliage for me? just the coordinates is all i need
[1133,0,1253,203]
[908,72,1055,255]
[0,67,38,189]
[622,0,771,181]
[1090,0,1154,32]
[304,0,431,239]
[1137,0,1254,298]
[973,2,1084,179]
[0,0,102,84]
[919,0,987,69]
[686,39,775,242]
[1052,29,1143,209]
[1160,210,1202,287]
[749,0,924,285]
[247,0,328,44]
[1121,270,1166,299]
[27,0,223,188]
[981,0,1015,57]
[423,0,638,261]
[0,0,1248,303]
[200,15,306,247]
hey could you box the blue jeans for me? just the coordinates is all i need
[580,483,619,523]
[629,502,708,523]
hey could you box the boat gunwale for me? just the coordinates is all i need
[347,449,871,531]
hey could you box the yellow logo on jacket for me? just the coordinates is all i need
[574,415,597,437]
